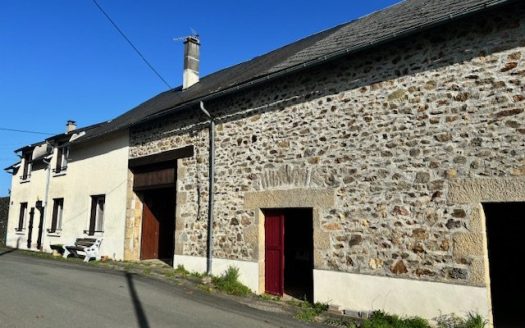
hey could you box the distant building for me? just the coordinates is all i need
[5,0,525,325]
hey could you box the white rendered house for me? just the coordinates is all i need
[5,121,129,260]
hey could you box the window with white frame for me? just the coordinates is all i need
[21,152,32,181]
[48,198,64,233]
[86,195,105,235]
[54,145,69,174]
[16,202,28,231]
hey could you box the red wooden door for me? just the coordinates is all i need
[141,196,159,260]
[265,211,285,296]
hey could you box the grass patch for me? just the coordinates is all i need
[189,271,204,279]
[162,269,177,279]
[211,266,251,296]
[362,311,431,328]
[198,284,213,293]
[293,301,329,322]
[123,263,135,271]
[174,264,189,276]
[323,317,359,328]
[435,313,486,328]
[258,293,281,301]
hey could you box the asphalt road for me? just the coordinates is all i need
[0,250,317,328]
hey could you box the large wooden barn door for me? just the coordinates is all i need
[140,195,159,260]
[265,211,285,296]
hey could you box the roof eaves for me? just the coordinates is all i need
[44,120,109,143]
[4,161,21,172]
[14,141,46,153]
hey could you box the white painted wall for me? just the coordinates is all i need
[6,130,129,260]
[174,255,259,292]
[6,154,48,250]
[314,269,490,321]
[173,254,490,321]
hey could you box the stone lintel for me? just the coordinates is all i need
[448,177,525,204]
[244,188,335,209]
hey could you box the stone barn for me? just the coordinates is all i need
[6,0,524,325]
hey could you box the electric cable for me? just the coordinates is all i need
[0,127,53,135]
[91,0,172,89]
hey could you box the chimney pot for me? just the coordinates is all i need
[183,36,200,89]
[66,120,77,133]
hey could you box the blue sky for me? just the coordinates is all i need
[0,0,400,195]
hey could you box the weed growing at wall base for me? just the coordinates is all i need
[211,266,251,296]
[435,313,486,328]
[362,311,431,328]
[359,312,486,328]
[293,301,329,322]
[174,264,189,276]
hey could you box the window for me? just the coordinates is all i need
[21,151,32,181]
[16,202,28,231]
[87,195,105,235]
[54,145,69,174]
[48,198,64,233]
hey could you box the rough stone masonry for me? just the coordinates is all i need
[129,3,525,289]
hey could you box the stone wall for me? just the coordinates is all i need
[0,197,9,246]
[130,3,525,287]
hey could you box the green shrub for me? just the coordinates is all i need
[212,266,251,296]
[435,313,486,328]
[462,314,485,328]
[363,311,431,328]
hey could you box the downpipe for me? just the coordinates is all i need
[40,142,52,251]
[199,101,215,275]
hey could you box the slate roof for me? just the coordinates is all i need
[13,121,106,153]
[69,0,516,144]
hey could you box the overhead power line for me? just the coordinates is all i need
[91,0,172,89]
[0,127,53,136]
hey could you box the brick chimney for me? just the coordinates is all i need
[66,120,77,133]
[183,36,200,89]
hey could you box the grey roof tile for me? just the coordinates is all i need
[68,0,515,144]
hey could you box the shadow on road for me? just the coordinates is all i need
[0,238,20,256]
[125,272,150,328]
[0,247,18,256]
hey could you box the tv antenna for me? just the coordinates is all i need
[173,28,199,42]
